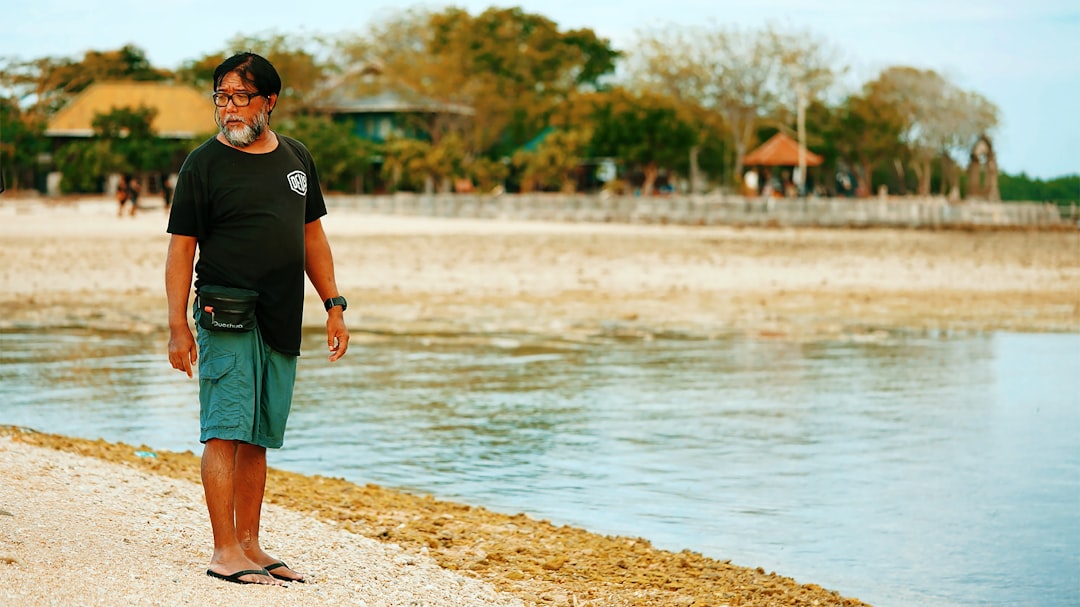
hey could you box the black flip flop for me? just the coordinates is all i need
[265,561,306,583]
[206,568,272,585]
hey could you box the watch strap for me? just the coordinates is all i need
[324,296,347,311]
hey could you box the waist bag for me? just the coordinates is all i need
[197,285,258,332]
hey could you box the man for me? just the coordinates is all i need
[165,52,350,586]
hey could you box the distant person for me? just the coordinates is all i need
[165,52,350,587]
[161,171,175,212]
[116,174,129,216]
[836,170,854,198]
[123,173,140,217]
[743,169,759,196]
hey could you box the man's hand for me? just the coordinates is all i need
[326,311,349,362]
[168,325,198,377]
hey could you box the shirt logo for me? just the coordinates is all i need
[287,170,307,196]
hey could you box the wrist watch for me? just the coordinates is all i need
[324,296,347,312]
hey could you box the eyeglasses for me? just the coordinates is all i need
[211,92,262,107]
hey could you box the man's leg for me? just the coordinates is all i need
[234,442,305,581]
[202,438,279,585]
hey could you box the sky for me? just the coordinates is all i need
[4,0,1078,179]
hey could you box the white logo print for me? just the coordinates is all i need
[287,170,307,195]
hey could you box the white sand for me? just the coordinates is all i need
[0,435,522,607]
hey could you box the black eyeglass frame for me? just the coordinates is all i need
[211,92,265,107]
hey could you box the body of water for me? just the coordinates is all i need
[1,327,1077,606]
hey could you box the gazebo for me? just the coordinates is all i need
[742,132,823,196]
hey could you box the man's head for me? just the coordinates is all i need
[212,52,280,148]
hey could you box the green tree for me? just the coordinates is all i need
[53,139,122,193]
[465,157,510,193]
[829,89,907,195]
[998,172,1079,203]
[336,7,619,159]
[93,106,176,173]
[177,33,331,120]
[512,129,590,193]
[380,137,432,193]
[588,88,698,195]
[53,106,184,193]
[0,95,48,190]
[278,114,377,193]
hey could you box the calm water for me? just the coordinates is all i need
[1,327,1077,607]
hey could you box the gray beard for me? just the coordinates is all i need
[216,109,268,148]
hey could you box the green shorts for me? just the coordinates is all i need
[194,307,298,449]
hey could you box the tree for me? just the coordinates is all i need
[627,22,840,188]
[998,172,1079,204]
[278,114,377,193]
[53,107,184,193]
[0,45,168,119]
[380,136,458,193]
[0,95,48,190]
[867,66,999,197]
[335,7,619,159]
[512,128,590,193]
[176,33,331,120]
[53,139,122,193]
[466,157,510,193]
[588,88,698,195]
[829,90,907,196]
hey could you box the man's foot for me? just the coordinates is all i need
[264,561,306,583]
[206,568,280,585]
[245,546,306,582]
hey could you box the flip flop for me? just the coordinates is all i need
[206,568,272,585]
[265,561,306,583]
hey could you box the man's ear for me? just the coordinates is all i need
[266,93,278,115]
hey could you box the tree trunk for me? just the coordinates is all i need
[731,114,754,191]
[987,157,1001,201]
[943,156,961,202]
[915,158,933,196]
[796,83,807,196]
[858,156,874,198]
[642,162,659,196]
[689,145,700,194]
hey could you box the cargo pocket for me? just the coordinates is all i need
[199,353,244,431]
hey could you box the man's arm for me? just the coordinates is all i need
[166,234,198,377]
[304,218,349,362]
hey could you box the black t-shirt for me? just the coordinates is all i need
[167,135,327,356]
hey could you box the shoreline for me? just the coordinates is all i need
[0,426,869,606]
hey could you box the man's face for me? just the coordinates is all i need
[213,71,274,148]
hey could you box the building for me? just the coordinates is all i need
[46,81,212,141]
[41,81,212,195]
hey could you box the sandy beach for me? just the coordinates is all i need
[1,195,1079,606]
[1,196,1077,339]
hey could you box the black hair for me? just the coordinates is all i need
[212,52,282,98]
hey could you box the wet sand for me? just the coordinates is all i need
[1,195,1078,606]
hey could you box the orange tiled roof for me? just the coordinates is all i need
[46,81,214,138]
[742,132,824,167]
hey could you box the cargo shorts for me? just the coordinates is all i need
[194,306,298,449]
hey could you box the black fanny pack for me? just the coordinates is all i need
[197,285,259,332]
